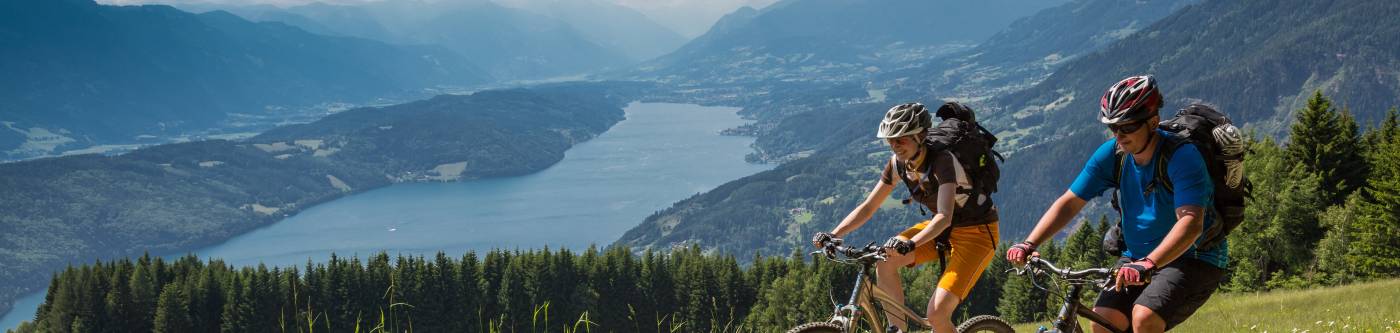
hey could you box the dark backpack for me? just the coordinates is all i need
[894,102,1004,226]
[1103,104,1252,255]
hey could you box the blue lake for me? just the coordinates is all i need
[0,102,772,329]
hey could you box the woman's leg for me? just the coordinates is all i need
[877,252,915,331]
[926,287,961,333]
[930,222,999,331]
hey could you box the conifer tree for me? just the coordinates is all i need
[1286,91,1368,204]
[152,283,192,333]
[218,275,252,333]
[1347,128,1400,278]
[1362,107,1399,149]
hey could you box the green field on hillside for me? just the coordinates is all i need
[1012,279,1400,332]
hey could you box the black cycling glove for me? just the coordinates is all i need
[812,232,837,247]
[884,237,915,255]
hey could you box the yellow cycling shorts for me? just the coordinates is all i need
[898,221,1000,300]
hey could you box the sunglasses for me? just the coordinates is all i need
[1107,120,1148,135]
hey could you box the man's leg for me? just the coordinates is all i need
[1131,258,1225,332]
[876,252,915,331]
[926,288,960,333]
[1092,260,1139,333]
[1131,305,1167,333]
[1090,307,1130,333]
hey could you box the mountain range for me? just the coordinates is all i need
[0,0,490,160]
[627,0,1070,85]
[617,0,1400,258]
[192,0,685,80]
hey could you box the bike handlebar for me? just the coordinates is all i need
[812,238,886,263]
[1025,256,1113,279]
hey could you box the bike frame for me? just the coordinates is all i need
[1045,282,1126,333]
[828,256,930,333]
[1022,257,1129,333]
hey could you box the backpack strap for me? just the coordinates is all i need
[894,151,938,216]
[975,123,1006,164]
[934,228,952,277]
[1151,133,1188,195]
[1111,150,1127,214]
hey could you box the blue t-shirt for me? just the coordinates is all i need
[1068,130,1228,268]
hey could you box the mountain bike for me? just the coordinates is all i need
[786,239,1014,333]
[1010,256,1129,333]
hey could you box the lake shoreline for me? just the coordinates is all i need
[1,101,771,330]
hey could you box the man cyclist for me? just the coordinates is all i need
[813,102,1000,333]
[1006,75,1226,333]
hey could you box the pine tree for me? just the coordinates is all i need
[457,252,483,331]
[1095,216,1114,267]
[1362,107,1399,149]
[1347,127,1400,278]
[1060,219,1100,270]
[153,283,192,333]
[128,254,158,333]
[1332,108,1370,200]
[1286,91,1368,204]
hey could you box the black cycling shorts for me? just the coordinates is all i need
[1093,257,1225,330]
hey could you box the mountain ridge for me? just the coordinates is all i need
[0,0,491,160]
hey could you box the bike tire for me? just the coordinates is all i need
[956,315,1014,333]
[785,321,846,333]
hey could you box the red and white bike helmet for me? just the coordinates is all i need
[1099,75,1163,124]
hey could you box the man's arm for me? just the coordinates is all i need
[1145,205,1205,266]
[1024,141,1114,247]
[1149,143,1212,265]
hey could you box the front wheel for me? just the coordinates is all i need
[786,321,845,333]
[956,315,1014,333]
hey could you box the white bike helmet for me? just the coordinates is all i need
[877,102,931,138]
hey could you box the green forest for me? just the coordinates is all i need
[10,92,1399,332]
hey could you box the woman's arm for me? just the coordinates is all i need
[905,182,957,246]
[831,177,896,237]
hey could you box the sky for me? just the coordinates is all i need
[96,0,781,38]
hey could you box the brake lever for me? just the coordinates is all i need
[1102,278,1118,291]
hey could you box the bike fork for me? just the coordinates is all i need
[1051,284,1085,333]
[829,270,868,332]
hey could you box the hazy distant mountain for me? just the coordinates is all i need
[394,1,630,79]
[0,0,490,160]
[194,1,639,80]
[627,0,1069,84]
[183,2,399,42]
[496,0,689,61]
[880,0,1202,103]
